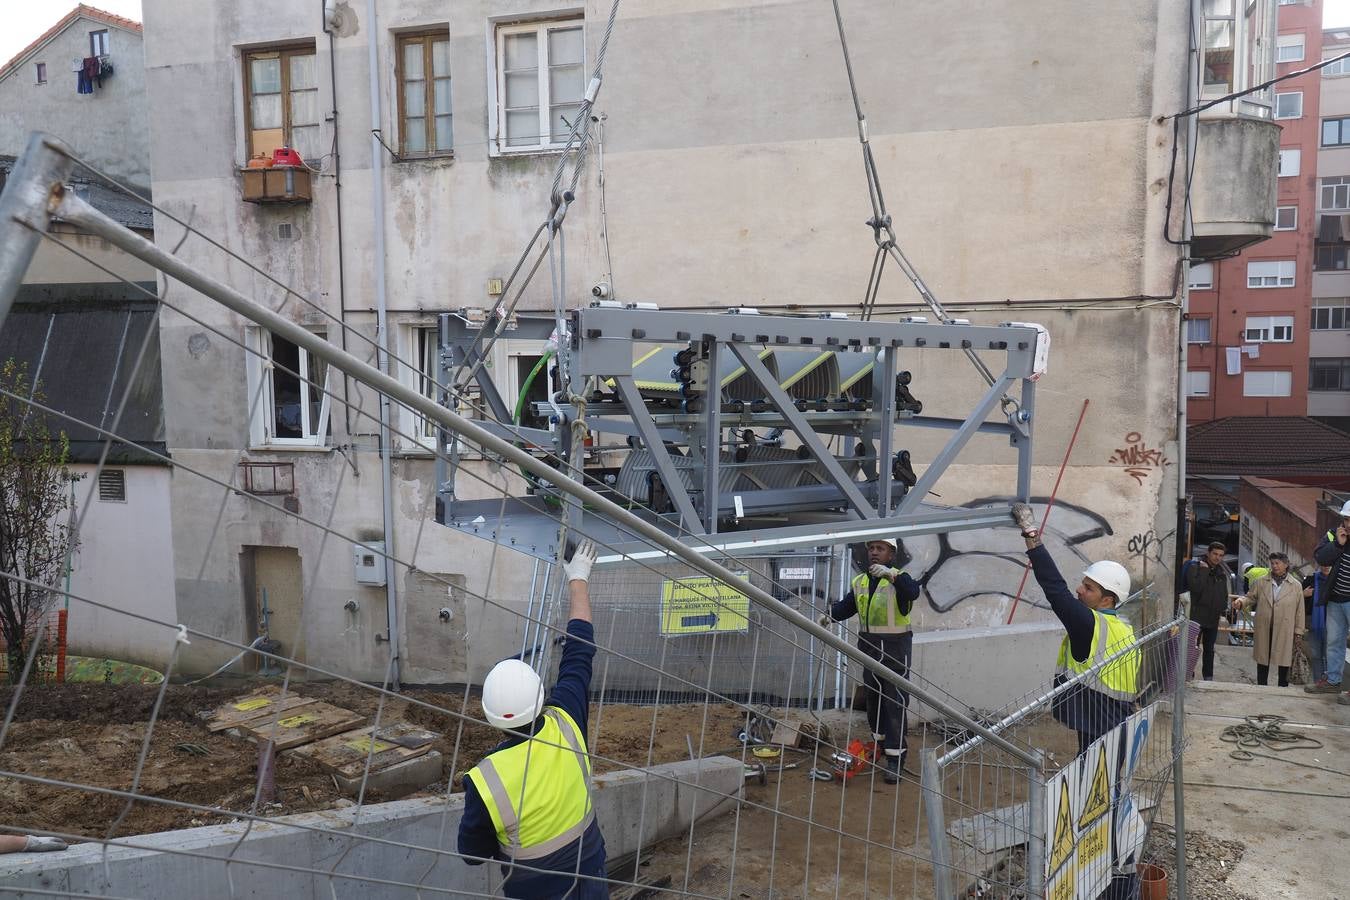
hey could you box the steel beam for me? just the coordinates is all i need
[0,134,76,325]
[612,375,703,533]
[40,156,1038,766]
[702,339,721,533]
[729,342,875,518]
[876,346,897,516]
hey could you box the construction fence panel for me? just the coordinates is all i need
[924,615,1188,899]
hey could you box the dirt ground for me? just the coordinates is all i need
[0,681,751,840]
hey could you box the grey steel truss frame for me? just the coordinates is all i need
[434,306,1042,563]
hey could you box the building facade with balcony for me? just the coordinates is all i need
[1311,26,1350,420]
[1187,0,1322,422]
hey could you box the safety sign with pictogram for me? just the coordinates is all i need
[660,573,751,635]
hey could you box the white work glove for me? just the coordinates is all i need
[869,564,901,581]
[1010,502,1037,533]
[819,614,833,628]
[24,836,67,852]
[563,539,597,584]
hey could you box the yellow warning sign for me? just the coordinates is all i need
[660,574,750,635]
[344,737,396,755]
[1049,777,1076,873]
[278,713,317,728]
[1047,863,1077,900]
[233,697,271,711]
[1078,744,1111,828]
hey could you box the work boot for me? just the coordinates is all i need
[1306,678,1340,694]
[1339,692,1350,706]
[883,754,900,784]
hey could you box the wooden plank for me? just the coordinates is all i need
[237,701,364,751]
[287,722,440,778]
[205,687,318,733]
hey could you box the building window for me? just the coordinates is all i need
[1202,0,1276,116]
[244,45,320,162]
[1189,261,1214,289]
[1186,370,1212,397]
[1275,91,1302,119]
[1243,315,1295,342]
[1312,300,1350,330]
[1243,370,1293,397]
[246,328,332,447]
[1278,148,1301,176]
[1323,118,1350,147]
[1310,357,1350,390]
[90,30,109,57]
[1275,205,1297,230]
[495,18,585,152]
[1276,34,1305,61]
[1186,317,1213,344]
[1322,176,1350,209]
[34,62,46,84]
[397,31,452,156]
[1317,244,1350,270]
[97,469,126,502]
[1246,260,1295,287]
[1325,55,1350,77]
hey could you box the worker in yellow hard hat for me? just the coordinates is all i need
[1012,504,1140,755]
[820,537,918,784]
[458,540,608,898]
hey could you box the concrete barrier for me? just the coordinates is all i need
[909,622,1062,718]
[0,755,744,898]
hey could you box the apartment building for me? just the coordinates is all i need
[1312,26,1350,421]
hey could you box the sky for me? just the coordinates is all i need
[0,0,142,69]
[4,0,1350,71]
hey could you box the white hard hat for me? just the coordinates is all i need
[1241,562,1254,574]
[1339,500,1350,517]
[1081,561,1131,604]
[481,659,544,731]
[867,538,897,550]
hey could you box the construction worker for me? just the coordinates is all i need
[1011,504,1140,754]
[820,538,918,783]
[1241,561,1270,592]
[458,540,608,898]
[1309,500,1350,703]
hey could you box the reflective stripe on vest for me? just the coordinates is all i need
[1055,610,1139,702]
[468,707,595,860]
[851,572,912,635]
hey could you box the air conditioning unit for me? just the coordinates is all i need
[353,541,387,585]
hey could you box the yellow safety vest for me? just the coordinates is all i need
[1246,566,1270,582]
[851,572,913,635]
[1055,610,1139,702]
[466,707,594,859]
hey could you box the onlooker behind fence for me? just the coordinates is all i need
[1309,502,1350,703]
[1186,542,1233,682]
[1241,561,1270,593]
[1302,566,1329,686]
[1232,552,1302,688]
[1011,504,1140,755]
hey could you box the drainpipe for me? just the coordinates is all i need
[322,0,357,445]
[366,0,400,687]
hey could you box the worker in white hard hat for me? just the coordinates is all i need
[1309,499,1350,703]
[820,537,919,784]
[1011,504,1140,755]
[458,540,609,898]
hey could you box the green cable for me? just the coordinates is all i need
[514,350,554,425]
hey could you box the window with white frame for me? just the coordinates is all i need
[1277,33,1305,61]
[1325,54,1350,76]
[495,18,585,152]
[1186,317,1213,343]
[1310,357,1350,390]
[1313,299,1350,330]
[1243,369,1293,396]
[1275,91,1303,119]
[1322,176,1350,209]
[1189,261,1214,289]
[1275,205,1297,230]
[89,30,108,58]
[402,325,486,450]
[1246,260,1295,287]
[246,328,332,447]
[1278,148,1301,176]
[1243,314,1295,342]
[1186,370,1212,397]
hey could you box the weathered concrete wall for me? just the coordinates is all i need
[22,225,156,285]
[139,0,1189,679]
[0,755,744,898]
[66,464,178,668]
[0,19,149,188]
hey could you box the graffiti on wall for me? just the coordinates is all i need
[1108,432,1171,486]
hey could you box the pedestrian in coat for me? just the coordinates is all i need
[1233,552,1303,687]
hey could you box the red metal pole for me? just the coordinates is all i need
[1006,398,1090,624]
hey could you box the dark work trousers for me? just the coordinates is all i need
[857,631,912,761]
[1256,664,1290,687]
[1196,624,1219,680]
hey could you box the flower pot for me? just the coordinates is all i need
[1137,862,1168,900]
